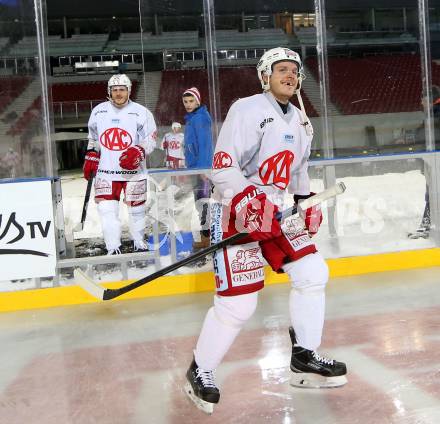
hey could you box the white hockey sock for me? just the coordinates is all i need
[289,287,325,351]
[284,254,328,351]
[128,204,147,243]
[97,200,121,251]
[194,307,241,371]
[195,293,258,370]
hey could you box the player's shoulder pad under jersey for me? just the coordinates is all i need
[92,101,110,116]
[227,94,268,122]
[126,101,147,114]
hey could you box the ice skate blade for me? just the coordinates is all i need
[290,372,347,389]
[184,382,214,414]
[408,232,429,239]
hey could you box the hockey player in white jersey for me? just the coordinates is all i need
[161,122,185,169]
[83,74,157,254]
[185,48,347,414]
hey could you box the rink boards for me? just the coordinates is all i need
[0,247,439,313]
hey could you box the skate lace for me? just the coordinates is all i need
[196,368,217,388]
[312,351,334,365]
[107,248,122,255]
[133,240,148,251]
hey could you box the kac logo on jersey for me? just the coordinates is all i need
[168,140,181,149]
[100,127,133,151]
[284,134,295,143]
[259,150,294,190]
[213,151,232,169]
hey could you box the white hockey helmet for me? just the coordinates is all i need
[171,122,181,130]
[257,47,304,92]
[107,74,132,96]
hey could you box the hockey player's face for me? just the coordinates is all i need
[268,61,298,103]
[110,86,129,107]
[183,96,199,113]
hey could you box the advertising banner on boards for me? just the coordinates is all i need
[0,179,56,280]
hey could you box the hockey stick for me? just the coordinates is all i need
[73,176,94,232]
[74,182,346,301]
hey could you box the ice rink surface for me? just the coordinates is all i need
[1,266,440,423]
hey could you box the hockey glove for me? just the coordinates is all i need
[229,185,282,242]
[83,149,99,180]
[294,192,323,236]
[119,145,146,170]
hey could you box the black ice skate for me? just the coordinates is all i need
[289,327,347,388]
[184,357,220,414]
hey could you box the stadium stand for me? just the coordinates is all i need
[49,34,109,56]
[51,80,138,118]
[52,81,108,102]
[104,29,284,54]
[295,27,416,47]
[306,54,424,114]
[154,67,318,126]
[7,96,41,136]
[105,31,199,53]
[8,79,139,133]
[0,76,32,114]
[0,37,9,54]
[295,27,318,45]
[215,28,289,49]
[5,34,109,57]
[6,36,39,57]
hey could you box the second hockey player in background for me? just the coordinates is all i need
[161,122,185,169]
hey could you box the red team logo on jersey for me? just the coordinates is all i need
[100,128,133,151]
[168,140,181,150]
[230,248,263,273]
[213,151,232,169]
[259,150,294,189]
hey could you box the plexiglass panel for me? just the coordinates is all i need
[309,155,437,257]
[0,0,54,179]
[0,0,439,293]
[319,1,427,159]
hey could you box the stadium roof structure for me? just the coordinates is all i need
[45,0,440,19]
[3,0,440,20]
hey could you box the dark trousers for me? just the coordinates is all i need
[194,176,211,237]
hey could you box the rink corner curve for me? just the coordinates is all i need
[1,248,440,313]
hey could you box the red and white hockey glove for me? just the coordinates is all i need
[119,145,146,170]
[83,149,99,180]
[229,185,282,242]
[294,192,323,236]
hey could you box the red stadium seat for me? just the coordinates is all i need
[306,54,424,115]
[154,67,318,126]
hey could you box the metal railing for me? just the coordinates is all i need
[53,100,102,119]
